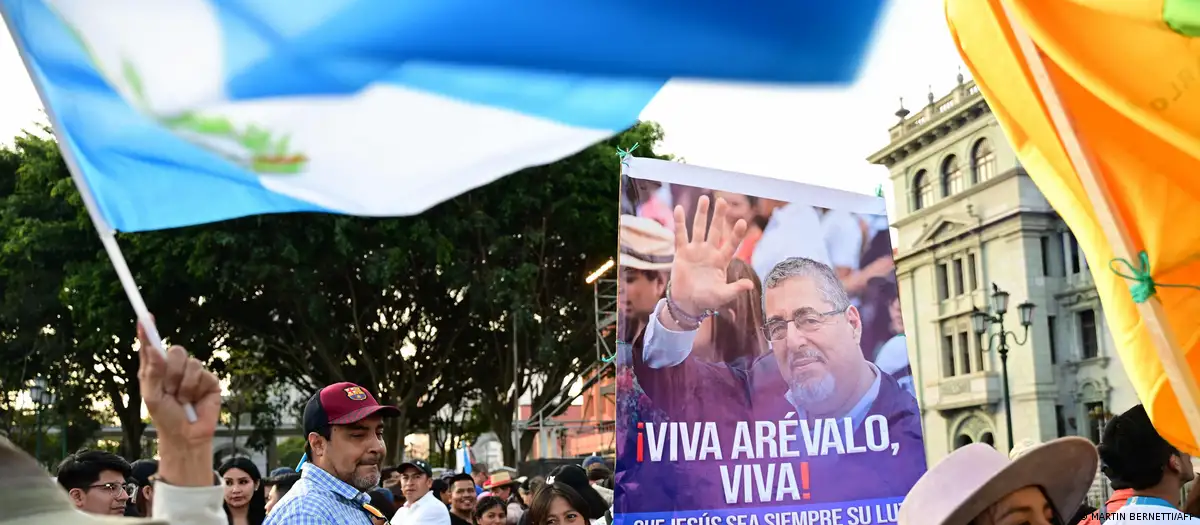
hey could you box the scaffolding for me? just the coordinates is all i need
[517,275,618,458]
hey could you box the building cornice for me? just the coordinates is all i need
[868,81,990,167]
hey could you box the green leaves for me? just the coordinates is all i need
[0,121,664,464]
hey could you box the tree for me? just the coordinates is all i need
[0,130,217,459]
[459,122,668,465]
[218,347,290,459]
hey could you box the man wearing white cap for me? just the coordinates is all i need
[618,215,674,342]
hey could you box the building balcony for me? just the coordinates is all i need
[924,372,1003,411]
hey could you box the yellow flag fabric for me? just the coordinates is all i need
[945,0,1200,454]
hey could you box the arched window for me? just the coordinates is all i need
[973,138,996,182]
[954,434,974,450]
[980,432,995,448]
[913,169,933,211]
[942,155,963,196]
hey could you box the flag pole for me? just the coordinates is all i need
[3,10,197,422]
[998,0,1200,445]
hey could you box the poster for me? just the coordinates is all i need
[614,157,925,525]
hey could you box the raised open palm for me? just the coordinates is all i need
[668,195,755,315]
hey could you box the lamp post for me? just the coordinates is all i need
[971,283,1036,452]
[1088,406,1114,498]
[29,378,55,465]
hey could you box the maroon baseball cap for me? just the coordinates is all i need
[303,382,400,433]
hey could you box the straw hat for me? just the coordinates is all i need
[898,437,1098,525]
[483,470,520,490]
[0,437,166,525]
[619,215,674,271]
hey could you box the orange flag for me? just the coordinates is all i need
[945,0,1200,453]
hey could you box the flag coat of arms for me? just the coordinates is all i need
[2,0,887,232]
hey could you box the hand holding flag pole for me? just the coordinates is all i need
[2,14,197,423]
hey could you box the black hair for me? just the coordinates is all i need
[520,475,544,495]
[268,472,302,497]
[130,458,159,517]
[528,484,590,525]
[1098,404,1179,490]
[368,488,398,519]
[475,495,509,522]
[381,466,400,481]
[969,486,1064,525]
[219,457,267,525]
[586,465,612,484]
[471,463,489,476]
[304,426,333,460]
[432,478,448,501]
[56,449,132,492]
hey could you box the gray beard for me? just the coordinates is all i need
[351,471,381,491]
[789,373,836,407]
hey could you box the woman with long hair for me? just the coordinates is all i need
[219,457,267,525]
[474,496,508,525]
[691,257,765,366]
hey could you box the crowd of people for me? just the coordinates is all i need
[1,320,619,525]
[44,378,619,525]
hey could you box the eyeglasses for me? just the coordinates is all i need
[87,482,137,498]
[760,307,848,341]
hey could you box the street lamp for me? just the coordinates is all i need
[1088,406,1115,498]
[29,378,55,465]
[971,283,1036,452]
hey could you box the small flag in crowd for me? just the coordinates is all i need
[457,443,472,474]
[1,0,887,233]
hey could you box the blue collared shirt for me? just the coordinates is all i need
[264,463,374,525]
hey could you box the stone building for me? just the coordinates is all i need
[866,76,1140,472]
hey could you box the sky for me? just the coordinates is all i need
[0,1,966,223]
[0,2,966,414]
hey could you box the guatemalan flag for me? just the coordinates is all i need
[2,0,888,232]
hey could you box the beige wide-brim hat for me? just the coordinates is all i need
[898,437,1098,525]
[0,437,167,525]
[619,215,674,271]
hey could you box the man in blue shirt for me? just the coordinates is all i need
[266,382,401,524]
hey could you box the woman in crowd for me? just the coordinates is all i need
[519,476,544,508]
[475,496,509,525]
[899,437,1098,524]
[712,190,762,263]
[528,465,611,525]
[690,257,766,366]
[219,457,267,525]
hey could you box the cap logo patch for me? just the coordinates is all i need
[344,386,368,401]
[546,475,555,484]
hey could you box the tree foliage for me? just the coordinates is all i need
[0,130,217,459]
[0,122,664,464]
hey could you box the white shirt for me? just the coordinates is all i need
[752,204,831,280]
[1102,496,1200,524]
[393,489,451,525]
[819,209,863,271]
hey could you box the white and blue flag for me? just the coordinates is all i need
[1,0,887,232]
[456,442,473,474]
